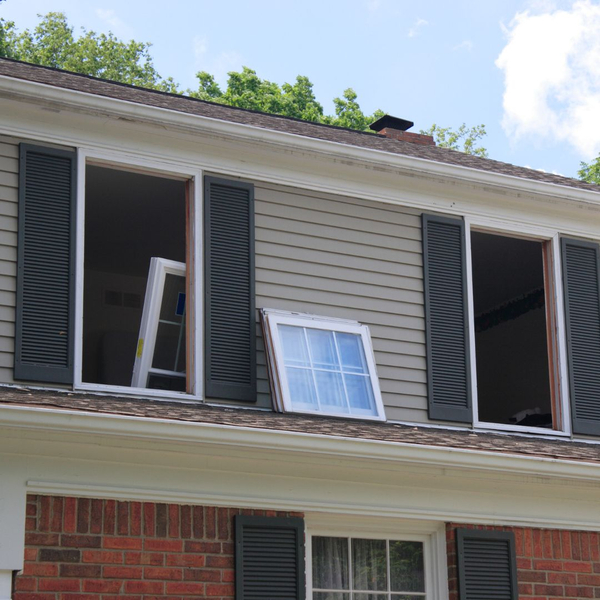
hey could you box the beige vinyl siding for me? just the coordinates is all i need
[0,136,18,385]
[255,183,428,421]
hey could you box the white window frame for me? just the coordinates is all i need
[262,309,386,421]
[73,148,203,400]
[306,515,448,600]
[464,216,571,436]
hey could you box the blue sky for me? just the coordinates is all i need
[2,0,600,179]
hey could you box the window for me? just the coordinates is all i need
[311,536,426,600]
[16,145,256,403]
[262,310,385,420]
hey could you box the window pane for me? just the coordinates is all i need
[280,325,310,367]
[147,373,186,392]
[353,595,388,600]
[352,539,387,591]
[390,541,425,593]
[307,328,340,370]
[315,370,347,410]
[337,332,368,373]
[313,593,349,600]
[287,366,318,408]
[312,537,349,590]
[344,374,376,414]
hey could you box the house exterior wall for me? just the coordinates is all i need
[15,494,302,600]
[446,523,600,600]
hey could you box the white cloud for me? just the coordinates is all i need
[95,9,134,40]
[193,36,208,64]
[453,40,473,51]
[366,0,381,12]
[408,18,428,38]
[192,36,243,86]
[496,0,600,159]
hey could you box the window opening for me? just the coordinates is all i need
[471,231,556,428]
[311,536,426,599]
[82,165,187,390]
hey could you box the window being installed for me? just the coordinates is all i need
[262,310,385,420]
[82,165,187,391]
[471,231,557,428]
[311,536,426,599]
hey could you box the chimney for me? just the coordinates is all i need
[369,115,435,146]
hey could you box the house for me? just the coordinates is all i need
[1,56,600,600]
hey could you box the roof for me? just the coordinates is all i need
[1,58,599,194]
[1,387,600,464]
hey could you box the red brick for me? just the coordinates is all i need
[566,585,594,598]
[595,563,600,573]
[524,528,533,557]
[26,503,37,517]
[51,497,64,533]
[25,518,37,532]
[60,565,101,578]
[165,555,205,568]
[573,532,583,561]
[38,549,80,563]
[222,569,234,583]
[534,584,565,596]
[23,564,59,577]
[156,504,168,537]
[145,567,183,581]
[13,593,56,600]
[103,537,142,550]
[64,498,77,533]
[591,533,600,561]
[517,558,533,569]
[145,539,183,552]
[130,502,142,537]
[39,579,80,592]
[205,583,234,597]
[59,594,100,600]
[553,530,563,559]
[25,533,59,547]
[102,596,141,600]
[15,578,37,592]
[125,552,164,566]
[533,530,543,558]
[549,573,577,585]
[578,575,600,586]
[165,582,205,595]
[217,508,229,541]
[205,507,216,539]
[563,531,573,559]
[81,550,123,564]
[192,506,203,539]
[180,506,191,540]
[24,548,38,561]
[518,570,547,583]
[103,566,143,578]
[103,500,116,536]
[89,500,103,535]
[533,559,563,571]
[205,555,232,569]
[169,505,179,538]
[39,497,51,532]
[565,561,593,573]
[61,535,101,548]
[125,581,165,595]
[77,498,90,534]
[144,503,155,537]
[543,530,553,558]
[83,580,122,593]
[183,570,220,583]
[117,502,129,536]
[221,542,234,554]
[519,583,533,595]
[184,541,221,553]
[583,533,592,561]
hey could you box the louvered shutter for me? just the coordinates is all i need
[561,238,600,435]
[204,176,256,401]
[15,144,76,383]
[422,214,472,422]
[235,515,305,600]
[457,529,518,600]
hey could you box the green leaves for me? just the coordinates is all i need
[578,154,600,185]
[420,123,488,157]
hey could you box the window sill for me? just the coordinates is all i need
[473,420,570,437]
[74,382,202,404]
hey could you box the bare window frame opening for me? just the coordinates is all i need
[262,309,386,421]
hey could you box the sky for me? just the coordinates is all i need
[1,0,600,179]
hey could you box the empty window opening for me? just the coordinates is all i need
[82,165,187,390]
[471,231,555,428]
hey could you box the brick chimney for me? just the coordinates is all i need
[369,115,435,146]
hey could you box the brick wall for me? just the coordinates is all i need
[15,494,303,600]
[447,523,600,600]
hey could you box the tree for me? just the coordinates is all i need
[578,154,600,185]
[420,123,488,157]
[0,11,488,155]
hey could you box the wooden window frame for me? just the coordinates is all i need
[262,308,386,421]
[73,149,203,400]
[464,217,571,435]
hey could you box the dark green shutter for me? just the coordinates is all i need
[422,214,472,422]
[204,176,256,402]
[235,515,305,600]
[457,529,518,600]
[561,238,600,435]
[15,144,77,383]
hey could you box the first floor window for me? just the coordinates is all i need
[312,536,426,599]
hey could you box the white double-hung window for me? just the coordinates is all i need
[262,310,385,420]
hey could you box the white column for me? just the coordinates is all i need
[0,571,12,600]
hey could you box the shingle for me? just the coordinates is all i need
[1,58,599,194]
[1,387,599,464]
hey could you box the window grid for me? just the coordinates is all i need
[312,537,427,599]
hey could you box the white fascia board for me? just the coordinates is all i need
[2,75,600,209]
[1,404,599,484]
